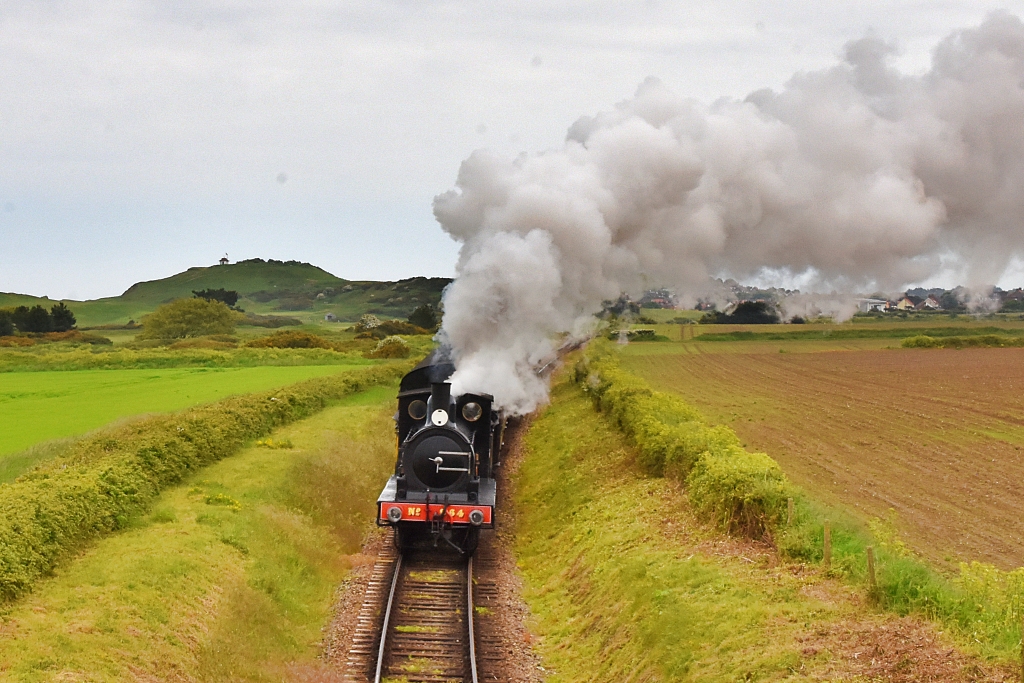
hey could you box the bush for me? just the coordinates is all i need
[246,331,333,349]
[50,303,76,332]
[408,304,438,330]
[606,328,662,342]
[0,310,15,337]
[902,334,1024,349]
[137,298,235,340]
[192,288,239,307]
[366,335,410,358]
[0,361,412,601]
[12,305,53,333]
[574,342,792,540]
[700,301,780,324]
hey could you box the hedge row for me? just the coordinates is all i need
[573,343,794,540]
[0,361,412,601]
[902,334,1024,349]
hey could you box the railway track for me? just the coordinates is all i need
[345,535,489,683]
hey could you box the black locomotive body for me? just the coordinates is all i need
[377,352,504,554]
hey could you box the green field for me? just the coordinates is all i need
[0,365,362,459]
[0,384,397,681]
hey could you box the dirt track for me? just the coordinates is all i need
[623,346,1024,570]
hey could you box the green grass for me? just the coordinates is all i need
[0,365,363,462]
[0,384,396,681]
[516,377,861,681]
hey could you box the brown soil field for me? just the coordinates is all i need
[621,344,1024,570]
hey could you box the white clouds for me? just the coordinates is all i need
[2,1,1024,298]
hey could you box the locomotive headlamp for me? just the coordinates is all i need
[408,400,427,420]
[469,509,484,526]
[386,506,403,523]
[462,402,483,422]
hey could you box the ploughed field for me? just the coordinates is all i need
[621,343,1024,570]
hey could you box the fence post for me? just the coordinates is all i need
[787,497,794,526]
[866,545,877,593]
[823,520,832,571]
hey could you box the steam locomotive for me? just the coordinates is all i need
[376,351,504,555]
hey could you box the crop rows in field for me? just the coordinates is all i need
[622,345,1024,570]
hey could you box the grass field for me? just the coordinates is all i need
[515,373,1010,680]
[0,384,396,681]
[0,365,363,464]
[620,338,1024,572]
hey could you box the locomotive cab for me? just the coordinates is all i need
[377,352,503,554]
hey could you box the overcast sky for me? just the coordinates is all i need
[3,1,1024,300]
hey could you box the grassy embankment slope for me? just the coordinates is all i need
[0,260,449,327]
[0,364,368,475]
[0,384,397,681]
[515,371,1015,681]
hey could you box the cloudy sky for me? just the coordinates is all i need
[2,1,1024,300]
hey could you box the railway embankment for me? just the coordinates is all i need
[0,362,411,604]
[516,342,1021,678]
[0,382,403,680]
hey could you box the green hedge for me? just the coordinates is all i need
[573,342,793,539]
[573,342,1024,660]
[902,334,1024,349]
[0,361,412,601]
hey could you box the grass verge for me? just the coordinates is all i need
[516,375,865,680]
[573,342,1024,662]
[0,361,412,601]
[0,385,396,681]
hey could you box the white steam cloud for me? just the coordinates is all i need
[435,12,1024,414]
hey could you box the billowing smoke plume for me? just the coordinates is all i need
[435,12,1024,414]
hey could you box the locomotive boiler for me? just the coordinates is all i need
[377,351,504,554]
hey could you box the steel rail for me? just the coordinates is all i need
[373,553,403,683]
[467,556,478,683]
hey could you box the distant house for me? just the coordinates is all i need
[858,298,889,313]
[918,295,943,310]
[324,313,337,322]
[895,296,922,311]
[219,256,229,266]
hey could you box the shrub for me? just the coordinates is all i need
[0,361,412,601]
[407,304,438,330]
[366,335,410,359]
[606,328,660,342]
[12,305,53,333]
[137,298,235,340]
[901,334,1024,349]
[0,310,13,337]
[246,331,333,349]
[0,336,34,347]
[50,303,76,332]
[574,342,792,540]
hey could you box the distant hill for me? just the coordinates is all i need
[0,259,450,327]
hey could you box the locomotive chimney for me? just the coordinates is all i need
[430,382,452,413]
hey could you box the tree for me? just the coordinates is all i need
[137,298,235,340]
[192,288,239,307]
[407,304,438,330]
[50,303,76,332]
[700,301,780,325]
[0,310,13,336]
[12,305,53,333]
